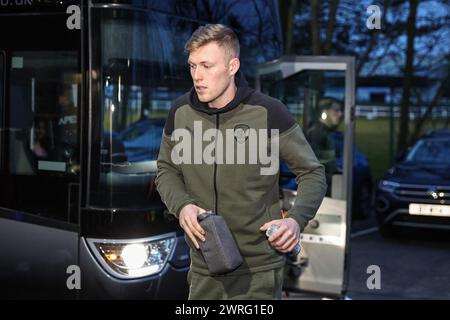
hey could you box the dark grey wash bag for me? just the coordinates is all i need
[197,211,243,275]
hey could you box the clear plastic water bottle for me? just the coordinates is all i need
[266,224,301,256]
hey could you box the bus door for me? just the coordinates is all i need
[0,3,82,299]
[256,56,355,298]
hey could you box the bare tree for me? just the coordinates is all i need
[310,0,321,55]
[279,0,298,54]
[323,0,340,54]
[356,0,391,76]
[409,64,450,144]
[398,0,418,150]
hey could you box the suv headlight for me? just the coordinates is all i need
[86,233,176,279]
[378,180,400,193]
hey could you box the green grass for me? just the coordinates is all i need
[355,119,393,181]
[355,117,449,181]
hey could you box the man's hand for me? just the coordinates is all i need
[260,218,300,253]
[179,204,206,249]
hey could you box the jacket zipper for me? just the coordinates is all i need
[213,114,219,214]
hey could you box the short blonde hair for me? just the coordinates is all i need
[185,24,240,59]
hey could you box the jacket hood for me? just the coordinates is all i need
[189,70,255,115]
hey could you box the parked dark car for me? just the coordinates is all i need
[119,118,165,162]
[375,129,450,236]
[280,130,373,219]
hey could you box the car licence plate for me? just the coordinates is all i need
[409,203,450,217]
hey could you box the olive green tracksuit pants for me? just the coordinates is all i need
[187,267,284,300]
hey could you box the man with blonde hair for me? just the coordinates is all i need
[156,24,326,299]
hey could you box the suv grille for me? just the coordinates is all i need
[394,184,450,203]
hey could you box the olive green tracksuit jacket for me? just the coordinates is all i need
[156,71,327,276]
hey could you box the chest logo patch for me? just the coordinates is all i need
[234,124,250,144]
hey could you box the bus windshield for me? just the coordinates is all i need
[89,8,195,209]
[88,4,282,209]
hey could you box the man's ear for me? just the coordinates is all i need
[229,58,240,76]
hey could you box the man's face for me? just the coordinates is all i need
[188,42,236,103]
[325,102,344,127]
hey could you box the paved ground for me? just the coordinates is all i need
[284,215,450,300]
[347,225,450,299]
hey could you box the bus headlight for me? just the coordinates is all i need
[121,243,148,269]
[86,234,176,279]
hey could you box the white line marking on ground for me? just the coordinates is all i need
[351,227,379,239]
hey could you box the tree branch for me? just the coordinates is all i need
[356,0,391,76]
[409,74,450,144]
[310,0,321,55]
[323,0,340,54]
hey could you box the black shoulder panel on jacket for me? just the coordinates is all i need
[246,91,296,134]
[164,93,190,135]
